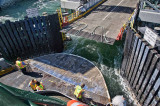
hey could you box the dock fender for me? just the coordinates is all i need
[67,100,88,106]
[116,24,126,40]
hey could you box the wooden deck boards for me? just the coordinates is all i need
[0,53,110,105]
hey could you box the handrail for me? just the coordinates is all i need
[103,32,110,43]
[91,26,103,42]
[57,8,66,41]
[91,26,109,43]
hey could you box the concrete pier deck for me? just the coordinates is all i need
[65,0,139,45]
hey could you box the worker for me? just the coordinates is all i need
[35,81,44,91]
[74,84,85,102]
[16,57,28,74]
[106,95,127,106]
[28,79,37,91]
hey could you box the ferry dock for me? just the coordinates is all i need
[0,0,160,106]
[61,0,139,45]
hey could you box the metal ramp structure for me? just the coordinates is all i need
[61,24,114,44]
[61,0,139,45]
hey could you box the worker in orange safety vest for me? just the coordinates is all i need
[28,79,38,91]
[67,100,88,106]
[16,57,29,74]
[35,81,44,91]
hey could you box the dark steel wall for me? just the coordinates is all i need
[0,14,64,61]
[121,27,160,106]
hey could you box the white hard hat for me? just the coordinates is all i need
[112,95,125,106]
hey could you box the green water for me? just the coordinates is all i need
[0,0,135,105]
[0,0,60,23]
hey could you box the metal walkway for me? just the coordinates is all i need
[62,0,139,45]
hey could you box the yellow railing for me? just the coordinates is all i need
[57,0,106,41]
[64,11,81,23]
[57,8,66,41]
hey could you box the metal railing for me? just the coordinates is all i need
[91,26,109,43]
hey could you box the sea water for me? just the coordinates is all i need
[0,0,136,105]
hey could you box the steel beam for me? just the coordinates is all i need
[138,9,160,23]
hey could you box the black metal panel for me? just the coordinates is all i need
[137,54,160,100]
[136,50,157,94]
[144,77,160,105]
[128,38,142,82]
[121,31,160,105]
[130,41,146,86]
[15,21,30,58]
[126,34,141,80]
[0,14,63,61]
[1,24,17,58]
[10,22,25,57]
[43,16,52,53]
[19,20,33,58]
[125,34,139,78]
[5,20,20,57]
[132,45,151,89]
[0,34,10,59]
[140,67,160,104]
[37,16,47,54]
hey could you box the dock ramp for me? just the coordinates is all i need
[62,0,139,45]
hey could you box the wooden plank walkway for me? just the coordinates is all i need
[0,53,110,105]
[64,0,138,45]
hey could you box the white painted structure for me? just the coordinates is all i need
[61,0,102,10]
[61,0,81,10]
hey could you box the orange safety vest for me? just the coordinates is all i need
[36,82,44,91]
[67,100,88,106]
[74,85,84,99]
[29,80,37,90]
[16,60,26,69]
